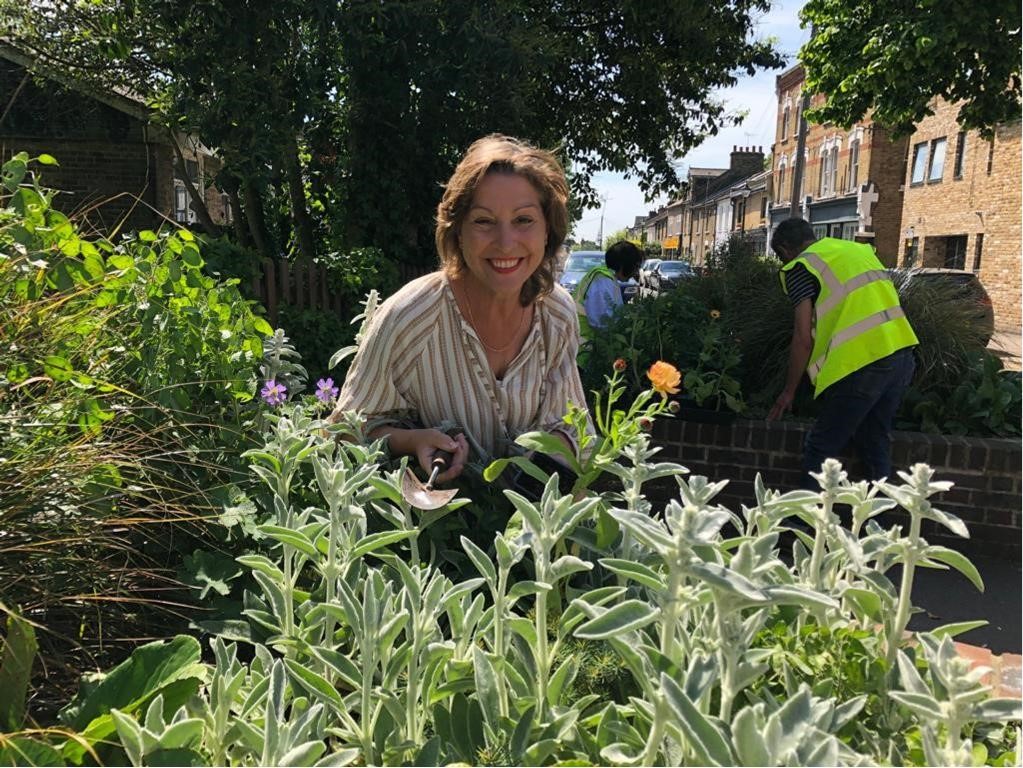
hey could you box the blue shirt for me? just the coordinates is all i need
[583,274,623,329]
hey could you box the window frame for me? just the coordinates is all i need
[953,131,967,179]
[847,139,860,191]
[927,137,947,183]
[910,142,928,185]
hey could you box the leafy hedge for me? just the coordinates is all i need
[0,152,272,705]
[585,235,1021,437]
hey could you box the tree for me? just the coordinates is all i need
[603,229,633,248]
[4,0,784,268]
[800,0,1021,137]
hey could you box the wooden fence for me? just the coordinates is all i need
[250,258,434,326]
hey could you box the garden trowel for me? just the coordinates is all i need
[400,450,457,510]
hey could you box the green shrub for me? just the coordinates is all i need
[0,151,270,707]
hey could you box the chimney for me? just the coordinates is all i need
[730,145,764,177]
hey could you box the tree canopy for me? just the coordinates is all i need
[2,0,784,266]
[800,0,1022,137]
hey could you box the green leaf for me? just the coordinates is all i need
[660,673,732,766]
[0,735,65,766]
[890,691,944,720]
[59,636,202,730]
[283,659,344,710]
[42,355,74,382]
[547,654,579,706]
[259,525,319,558]
[574,600,659,640]
[349,530,415,559]
[928,620,989,640]
[922,546,984,592]
[598,558,666,591]
[732,706,771,766]
[36,153,59,166]
[460,536,497,585]
[971,698,1023,722]
[0,612,37,730]
[594,507,620,549]
[472,646,500,727]
[843,587,884,623]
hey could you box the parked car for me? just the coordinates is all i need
[619,277,639,303]
[639,258,662,293]
[891,267,995,344]
[557,250,605,294]
[649,260,695,293]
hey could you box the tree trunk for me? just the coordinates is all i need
[283,135,317,263]
[167,129,220,236]
[222,175,251,247]
[242,178,273,259]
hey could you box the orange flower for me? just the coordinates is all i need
[647,361,681,395]
[613,358,627,371]
[709,309,721,319]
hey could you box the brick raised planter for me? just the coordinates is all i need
[651,417,1022,562]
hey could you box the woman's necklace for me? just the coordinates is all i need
[461,284,528,354]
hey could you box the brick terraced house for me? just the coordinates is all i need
[897,98,1022,332]
[769,64,909,264]
[0,42,230,236]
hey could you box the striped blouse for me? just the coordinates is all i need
[332,271,589,461]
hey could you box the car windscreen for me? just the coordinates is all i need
[659,262,690,273]
[564,254,604,271]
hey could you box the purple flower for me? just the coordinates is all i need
[315,377,339,404]
[260,379,287,406]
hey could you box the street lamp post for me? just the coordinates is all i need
[597,195,609,249]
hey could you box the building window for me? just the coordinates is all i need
[812,224,827,240]
[973,233,984,272]
[776,163,786,203]
[760,195,767,219]
[840,222,858,240]
[986,139,995,174]
[910,142,928,185]
[174,182,189,223]
[953,131,966,179]
[847,139,860,190]
[927,137,946,182]
[904,237,919,267]
[944,234,967,269]
[781,106,790,140]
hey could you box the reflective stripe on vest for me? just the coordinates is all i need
[807,306,907,379]
[800,251,892,317]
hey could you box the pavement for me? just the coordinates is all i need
[989,327,1022,371]
[905,552,1021,654]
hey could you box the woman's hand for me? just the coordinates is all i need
[374,427,469,483]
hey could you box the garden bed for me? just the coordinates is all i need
[651,418,1022,562]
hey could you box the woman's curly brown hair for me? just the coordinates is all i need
[436,134,569,307]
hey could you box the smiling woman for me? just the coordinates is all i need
[331,134,590,487]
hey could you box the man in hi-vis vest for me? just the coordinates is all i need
[573,240,643,366]
[767,218,918,487]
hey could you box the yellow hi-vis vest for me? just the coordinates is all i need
[780,237,918,397]
[573,264,617,355]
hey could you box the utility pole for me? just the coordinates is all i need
[597,194,609,248]
[789,90,811,218]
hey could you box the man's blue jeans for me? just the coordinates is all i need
[802,347,916,488]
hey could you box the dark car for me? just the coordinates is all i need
[557,250,605,295]
[649,260,695,293]
[619,277,639,303]
[891,267,994,344]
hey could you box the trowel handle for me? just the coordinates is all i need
[425,450,454,488]
[430,450,454,473]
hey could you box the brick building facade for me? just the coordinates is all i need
[769,64,909,265]
[1,45,229,236]
[897,99,1022,331]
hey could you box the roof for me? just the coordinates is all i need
[688,167,727,178]
[0,39,151,122]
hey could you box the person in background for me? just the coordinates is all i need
[767,217,918,487]
[331,134,587,483]
[573,240,643,363]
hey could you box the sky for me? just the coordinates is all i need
[573,0,811,244]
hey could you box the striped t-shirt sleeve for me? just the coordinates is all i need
[784,263,820,306]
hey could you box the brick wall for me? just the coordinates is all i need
[864,126,909,263]
[651,417,1021,562]
[897,99,1022,331]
